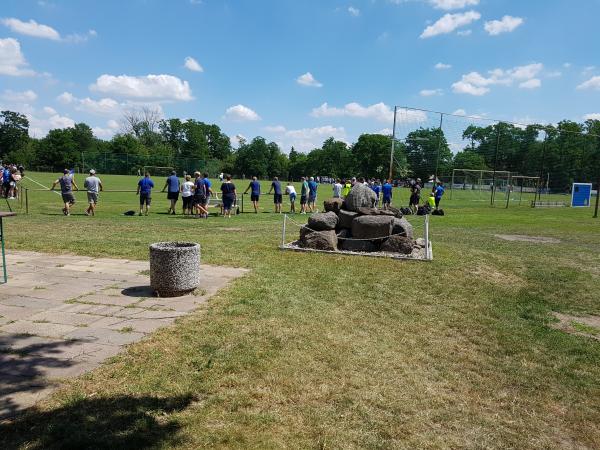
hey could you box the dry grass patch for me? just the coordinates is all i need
[552,312,600,342]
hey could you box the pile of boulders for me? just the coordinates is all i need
[294,183,426,257]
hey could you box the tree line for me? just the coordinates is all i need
[0,109,598,191]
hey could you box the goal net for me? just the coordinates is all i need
[450,169,512,202]
[141,166,175,177]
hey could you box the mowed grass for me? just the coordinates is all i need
[1,172,599,448]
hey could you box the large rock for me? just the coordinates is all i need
[344,183,377,211]
[380,235,414,254]
[392,217,414,240]
[324,198,344,213]
[308,211,338,231]
[340,239,377,252]
[338,209,358,229]
[337,228,351,239]
[356,206,396,216]
[351,215,394,240]
[387,206,403,218]
[299,229,337,251]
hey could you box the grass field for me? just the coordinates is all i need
[1,172,599,448]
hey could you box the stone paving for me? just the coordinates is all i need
[0,250,248,419]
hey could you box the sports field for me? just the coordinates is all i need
[1,172,600,448]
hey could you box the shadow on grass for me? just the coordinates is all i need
[0,393,195,449]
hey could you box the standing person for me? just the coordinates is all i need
[382,178,393,210]
[8,167,21,199]
[333,178,343,198]
[299,176,309,214]
[2,165,10,198]
[409,178,422,215]
[161,170,180,215]
[180,174,195,215]
[219,172,224,182]
[307,176,318,212]
[434,181,445,210]
[220,174,237,218]
[244,176,261,213]
[268,177,283,213]
[84,169,103,216]
[136,172,154,216]
[341,178,352,198]
[285,182,297,213]
[371,180,382,207]
[193,172,209,218]
[51,169,79,216]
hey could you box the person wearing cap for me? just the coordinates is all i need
[84,169,103,216]
[51,169,79,216]
[136,171,154,216]
[161,170,180,215]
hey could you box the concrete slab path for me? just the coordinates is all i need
[0,250,248,419]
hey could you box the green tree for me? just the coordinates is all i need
[453,150,488,170]
[351,134,403,179]
[404,128,451,181]
[0,110,29,161]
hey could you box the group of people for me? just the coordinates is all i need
[51,168,103,216]
[1,163,24,200]
[242,176,319,214]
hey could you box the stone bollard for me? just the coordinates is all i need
[149,242,201,297]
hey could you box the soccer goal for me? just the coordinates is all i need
[449,168,511,203]
[141,166,175,177]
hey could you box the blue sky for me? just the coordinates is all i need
[1,0,599,152]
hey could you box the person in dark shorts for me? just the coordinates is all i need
[51,169,79,216]
[307,176,318,212]
[220,175,237,218]
[192,171,209,218]
[161,170,180,215]
[268,176,283,213]
[136,172,154,216]
[434,181,445,209]
[382,179,393,210]
[84,169,103,216]
[180,174,195,215]
[299,176,308,214]
[409,178,422,215]
[244,176,261,213]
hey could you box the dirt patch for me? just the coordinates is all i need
[471,265,526,288]
[495,234,561,244]
[551,312,600,341]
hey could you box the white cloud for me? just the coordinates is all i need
[563,62,571,68]
[484,15,524,35]
[435,62,452,70]
[56,92,75,104]
[224,104,261,121]
[90,74,193,101]
[311,102,426,124]
[378,128,393,135]
[264,125,347,152]
[577,76,600,90]
[26,107,75,137]
[452,109,467,115]
[429,0,479,10]
[519,78,541,89]
[583,113,600,121]
[1,18,61,40]
[92,119,120,139]
[184,56,203,72]
[546,70,562,78]
[42,106,56,115]
[2,89,37,102]
[57,91,165,117]
[420,10,480,38]
[452,63,543,95]
[348,6,360,16]
[420,88,443,96]
[296,72,323,87]
[64,29,97,44]
[0,38,36,76]
[456,29,472,36]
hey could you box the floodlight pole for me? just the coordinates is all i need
[389,106,398,181]
[434,113,444,183]
[490,124,501,206]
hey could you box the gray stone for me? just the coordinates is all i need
[415,238,426,248]
[338,209,358,229]
[307,211,339,231]
[323,198,344,214]
[344,183,377,211]
[336,228,351,239]
[351,215,394,240]
[340,239,377,252]
[356,207,395,216]
[150,242,201,297]
[380,235,414,254]
[392,217,414,240]
[388,206,403,218]
[299,229,337,251]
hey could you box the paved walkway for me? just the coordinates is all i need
[0,251,248,419]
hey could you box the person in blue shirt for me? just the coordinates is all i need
[382,179,393,209]
[371,180,382,207]
[268,176,283,213]
[434,182,445,209]
[307,177,318,212]
[2,165,11,198]
[161,170,180,215]
[136,172,154,216]
[244,176,261,213]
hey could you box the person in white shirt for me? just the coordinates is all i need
[180,174,195,215]
[285,182,297,213]
[332,178,343,198]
